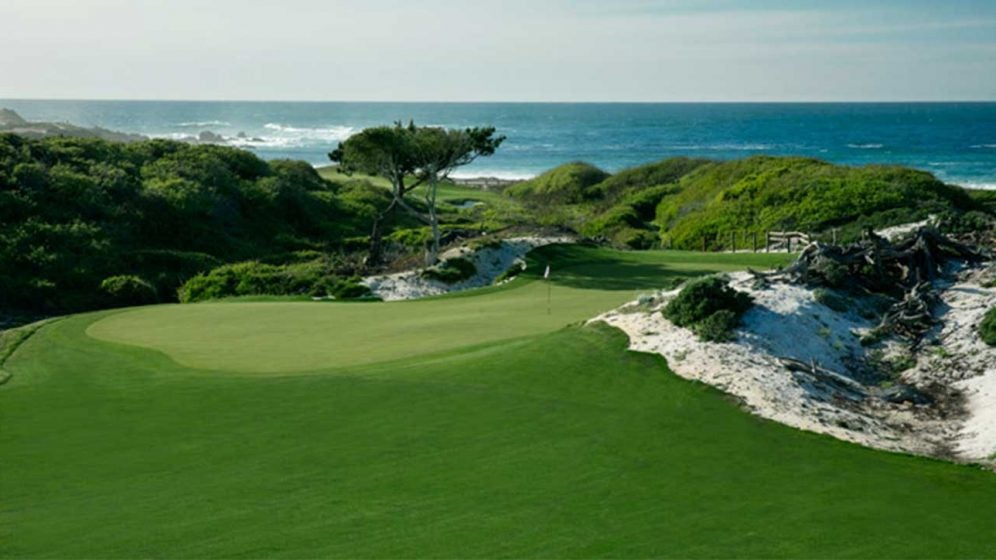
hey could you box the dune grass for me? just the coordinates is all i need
[2,247,994,558]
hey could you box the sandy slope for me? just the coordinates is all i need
[363,236,571,301]
[595,268,996,465]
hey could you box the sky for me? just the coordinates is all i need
[2,0,995,102]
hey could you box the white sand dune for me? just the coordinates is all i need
[363,236,571,301]
[595,268,996,465]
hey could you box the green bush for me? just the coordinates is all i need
[655,156,980,249]
[588,157,711,202]
[333,279,373,300]
[981,307,996,347]
[100,275,158,306]
[467,236,503,251]
[505,162,609,204]
[693,309,741,342]
[663,276,753,342]
[177,259,370,302]
[0,135,390,314]
[422,257,478,284]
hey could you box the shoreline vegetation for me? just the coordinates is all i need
[2,124,994,318]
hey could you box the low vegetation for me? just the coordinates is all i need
[655,156,980,249]
[663,275,753,341]
[506,155,989,252]
[421,256,478,283]
[982,306,996,346]
[505,161,609,204]
[0,134,389,312]
[3,132,991,315]
[177,258,370,302]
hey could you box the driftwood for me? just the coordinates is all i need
[779,357,867,400]
[779,356,933,405]
[875,282,938,340]
[761,227,990,341]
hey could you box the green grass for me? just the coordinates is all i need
[3,247,994,558]
[85,247,789,374]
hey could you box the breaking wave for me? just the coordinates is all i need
[177,120,231,127]
[847,143,884,149]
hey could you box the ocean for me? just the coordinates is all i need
[2,100,995,189]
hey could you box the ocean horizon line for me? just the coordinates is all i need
[4,98,996,105]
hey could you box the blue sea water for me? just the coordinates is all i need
[2,100,995,188]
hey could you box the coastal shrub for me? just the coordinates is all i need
[587,157,712,202]
[422,257,478,284]
[468,236,503,251]
[615,228,659,249]
[663,276,753,342]
[177,258,369,302]
[332,279,373,300]
[655,156,981,249]
[981,307,996,346]
[388,227,432,248]
[692,309,741,342]
[505,161,609,204]
[100,275,158,306]
[0,135,390,313]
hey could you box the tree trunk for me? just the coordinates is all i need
[365,197,399,269]
[425,178,441,266]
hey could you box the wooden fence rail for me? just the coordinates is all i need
[661,228,840,253]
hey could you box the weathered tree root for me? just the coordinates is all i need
[756,227,990,341]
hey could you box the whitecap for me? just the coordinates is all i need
[261,123,356,144]
[846,143,884,149]
[955,182,996,191]
[177,120,231,127]
[450,170,536,181]
[661,143,773,151]
[969,144,996,149]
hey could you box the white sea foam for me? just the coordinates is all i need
[663,143,774,151]
[847,143,884,149]
[956,182,996,191]
[149,132,196,141]
[177,120,231,127]
[450,170,536,181]
[970,144,996,149]
[262,123,355,140]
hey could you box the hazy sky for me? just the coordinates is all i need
[2,0,995,101]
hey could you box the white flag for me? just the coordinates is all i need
[543,265,550,279]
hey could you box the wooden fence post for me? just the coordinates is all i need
[731,231,736,253]
[752,231,758,253]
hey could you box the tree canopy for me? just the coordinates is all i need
[0,134,388,312]
[330,122,504,264]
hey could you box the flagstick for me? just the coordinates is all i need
[544,263,551,315]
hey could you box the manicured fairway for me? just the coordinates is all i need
[2,248,994,558]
